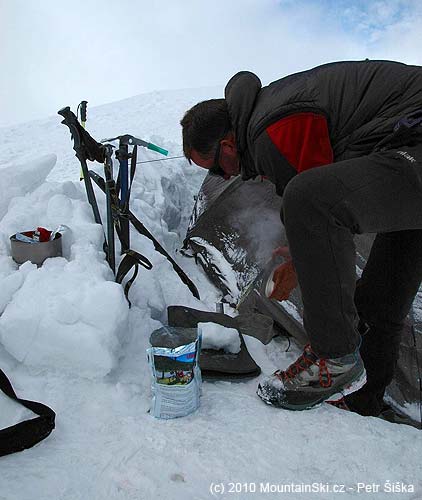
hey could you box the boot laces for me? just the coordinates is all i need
[274,344,332,388]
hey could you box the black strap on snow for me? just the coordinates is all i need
[89,171,200,300]
[0,369,55,457]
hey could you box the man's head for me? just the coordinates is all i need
[180,99,240,179]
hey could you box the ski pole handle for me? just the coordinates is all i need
[80,100,88,125]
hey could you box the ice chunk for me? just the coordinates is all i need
[0,154,57,219]
[198,322,241,354]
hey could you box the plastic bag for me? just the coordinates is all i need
[147,326,202,419]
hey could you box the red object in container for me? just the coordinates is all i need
[36,227,52,242]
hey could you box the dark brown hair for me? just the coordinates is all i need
[180,99,231,162]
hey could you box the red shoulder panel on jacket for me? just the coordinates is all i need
[266,113,333,173]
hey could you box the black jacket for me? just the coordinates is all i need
[225,60,422,195]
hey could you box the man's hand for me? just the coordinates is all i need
[269,246,298,301]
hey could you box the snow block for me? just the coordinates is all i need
[0,258,128,379]
[198,322,241,353]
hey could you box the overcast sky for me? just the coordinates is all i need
[1,0,422,128]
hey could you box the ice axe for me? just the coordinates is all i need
[101,134,168,252]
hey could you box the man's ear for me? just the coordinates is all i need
[221,133,237,153]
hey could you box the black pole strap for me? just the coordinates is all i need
[116,249,153,283]
[116,249,153,306]
[0,369,55,457]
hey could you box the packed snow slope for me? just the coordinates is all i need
[0,87,421,500]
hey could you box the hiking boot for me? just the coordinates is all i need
[326,396,350,411]
[257,344,366,410]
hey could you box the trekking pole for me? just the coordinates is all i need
[103,144,116,273]
[58,106,103,226]
[116,140,130,253]
[77,101,88,181]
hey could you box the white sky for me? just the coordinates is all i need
[1,0,422,128]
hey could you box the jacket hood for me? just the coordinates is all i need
[225,71,262,152]
[225,71,262,180]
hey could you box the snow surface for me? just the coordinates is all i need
[199,322,241,354]
[0,88,421,500]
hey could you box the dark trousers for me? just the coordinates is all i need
[282,144,422,414]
